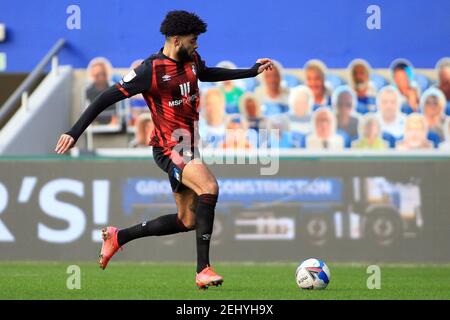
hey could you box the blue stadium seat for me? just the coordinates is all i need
[337,130,359,149]
[242,77,259,92]
[446,103,450,116]
[370,73,388,90]
[198,81,215,92]
[111,74,123,83]
[282,74,302,88]
[427,131,441,148]
[356,98,377,114]
[337,130,351,148]
[325,74,345,90]
[401,103,415,115]
[270,131,294,148]
[263,102,289,116]
[291,131,306,148]
[382,132,401,148]
[414,74,430,92]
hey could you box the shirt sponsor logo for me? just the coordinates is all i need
[168,94,198,107]
[168,82,196,107]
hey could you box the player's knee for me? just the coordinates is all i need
[200,179,219,195]
[180,215,196,230]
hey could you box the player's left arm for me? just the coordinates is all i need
[196,53,273,82]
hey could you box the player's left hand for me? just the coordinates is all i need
[256,58,273,74]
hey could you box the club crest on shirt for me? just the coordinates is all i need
[123,69,137,83]
[162,74,171,82]
[191,64,196,75]
[173,167,181,182]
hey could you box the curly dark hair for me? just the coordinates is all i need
[160,10,207,37]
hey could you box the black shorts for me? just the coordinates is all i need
[152,146,200,193]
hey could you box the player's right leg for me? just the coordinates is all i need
[98,190,197,270]
[98,226,121,270]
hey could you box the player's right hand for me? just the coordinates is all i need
[256,58,273,74]
[55,134,75,154]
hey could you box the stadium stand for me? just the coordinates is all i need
[0,54,447,155]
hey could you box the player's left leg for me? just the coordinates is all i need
[98,189,197,270]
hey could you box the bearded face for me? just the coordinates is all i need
[177,44,194,62]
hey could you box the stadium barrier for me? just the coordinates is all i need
[0,66,72,155]
[0,155,449,263]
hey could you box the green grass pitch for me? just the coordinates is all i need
[0,262,449,300]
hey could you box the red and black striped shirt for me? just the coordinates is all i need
[67,49,261,153]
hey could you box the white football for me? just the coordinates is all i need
[295,258,331,290]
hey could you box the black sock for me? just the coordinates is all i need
[117,214,191,246]
[195,194,218,273]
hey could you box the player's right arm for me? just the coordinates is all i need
[55,59,153,154]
